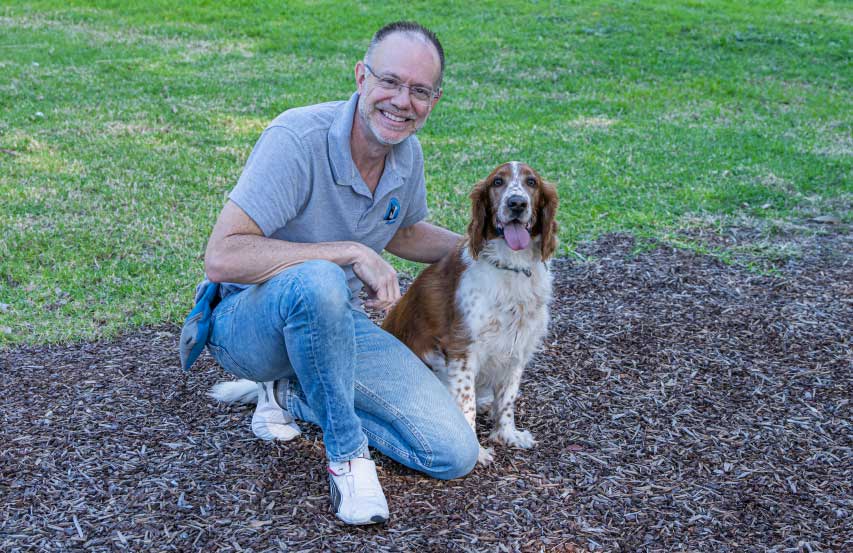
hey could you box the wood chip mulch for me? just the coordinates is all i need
[2,233,851,552]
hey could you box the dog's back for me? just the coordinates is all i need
[381,241,468,362]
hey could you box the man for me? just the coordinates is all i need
[199,21,479,525]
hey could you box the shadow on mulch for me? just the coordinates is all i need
[2,233,851,552]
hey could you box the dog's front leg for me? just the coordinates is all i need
[446,357,494,464]
[489,364,535,449]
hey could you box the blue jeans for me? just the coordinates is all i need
[207,260,479,479]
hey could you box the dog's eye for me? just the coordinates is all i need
[492,177,504,187]
[526,177,537,187]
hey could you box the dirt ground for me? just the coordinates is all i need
[2,231,851,552]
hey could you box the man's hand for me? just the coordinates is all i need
[351,244,400,312]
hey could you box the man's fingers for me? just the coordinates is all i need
[367,277,400,313]
[352,249,400,311]
[374,270,397,303]
[365,297,394,312]
[384,276,400,305]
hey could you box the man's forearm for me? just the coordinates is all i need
[386,221,461,264]
[205,234,363,284]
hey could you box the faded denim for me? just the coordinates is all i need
[207,260,478,479]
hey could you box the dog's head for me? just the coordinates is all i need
[468,162,558,260]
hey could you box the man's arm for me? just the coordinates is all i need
[204,200,402,309]
[385,221,461,264]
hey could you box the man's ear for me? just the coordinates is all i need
[467,179,491,259]
[430,88,443,109]
[354,61,367,91]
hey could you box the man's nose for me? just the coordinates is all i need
[507,194,528,214]
[390,85,413,108]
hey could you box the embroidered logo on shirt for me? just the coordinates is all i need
[383,198,401,224]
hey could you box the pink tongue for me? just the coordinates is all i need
[503,222,530,251]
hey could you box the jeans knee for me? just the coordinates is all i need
[428,428,479,480]
[275,260,351,317]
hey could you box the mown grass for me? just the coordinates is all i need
[1,1,850,345]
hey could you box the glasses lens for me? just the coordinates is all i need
[411,88,431,102]
[368,66,434,102]
[377,77,399,90]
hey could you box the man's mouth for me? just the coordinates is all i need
[379,110,411,123]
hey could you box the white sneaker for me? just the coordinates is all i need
[328,455,389,525]
[251,381,301,441]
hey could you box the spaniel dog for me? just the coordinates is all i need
[382,162,558,464]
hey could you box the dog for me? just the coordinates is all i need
[382,161,558,464]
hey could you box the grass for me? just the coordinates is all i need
[1,0,850,346]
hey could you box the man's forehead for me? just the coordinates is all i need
[370,33,441,75]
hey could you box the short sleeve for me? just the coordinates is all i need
[228,126,310,237]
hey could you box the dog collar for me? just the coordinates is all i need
[487,258,533,277]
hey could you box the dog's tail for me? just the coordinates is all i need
[208,379,258,404]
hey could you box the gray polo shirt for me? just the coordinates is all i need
[223,92,429,307]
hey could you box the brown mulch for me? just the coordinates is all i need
[2,232,851,552]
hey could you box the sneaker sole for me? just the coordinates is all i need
[251,422,301,441]
[335,513,388,525]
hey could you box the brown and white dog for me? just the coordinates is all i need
[383,162,558,464]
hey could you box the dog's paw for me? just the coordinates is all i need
[491,427,536,449]
[477,445,495,465]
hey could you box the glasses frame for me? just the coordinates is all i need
[363,63,441,104]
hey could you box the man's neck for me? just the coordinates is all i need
[350,115,391,193]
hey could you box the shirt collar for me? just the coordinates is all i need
[328,92,414,198]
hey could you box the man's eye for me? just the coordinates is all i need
[412,87,431,97]
[380,77,399,87]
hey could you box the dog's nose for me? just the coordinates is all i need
[507,195,528,214]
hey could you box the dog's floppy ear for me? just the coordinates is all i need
[537,180,559,260]
[467,178,492,259]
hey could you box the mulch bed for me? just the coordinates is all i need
[2,232,851,552]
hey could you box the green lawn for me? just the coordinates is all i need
[1,1,850,345]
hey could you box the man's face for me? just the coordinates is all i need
[355,33,442,146]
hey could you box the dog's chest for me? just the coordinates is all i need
[455,262,551,358]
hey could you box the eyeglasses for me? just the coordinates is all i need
[363,63,440,103]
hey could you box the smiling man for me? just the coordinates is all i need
[195,21,479,525]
